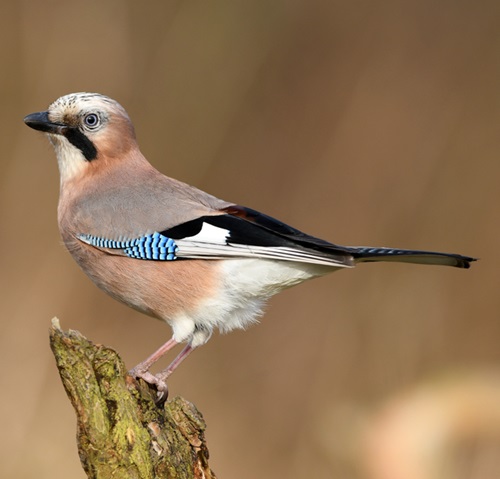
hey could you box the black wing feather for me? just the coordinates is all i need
[220,205,476,269]
[161,204,476,269]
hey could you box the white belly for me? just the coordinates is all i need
[173,258,336,347]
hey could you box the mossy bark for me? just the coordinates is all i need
[49,318,216,479]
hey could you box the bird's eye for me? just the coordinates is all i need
[83,113,100,129]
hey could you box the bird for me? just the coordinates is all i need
[24,92,476,399]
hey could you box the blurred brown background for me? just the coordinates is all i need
[1,1,499,478]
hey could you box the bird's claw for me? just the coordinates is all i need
[128,368,169,405]
[154,382,169,405]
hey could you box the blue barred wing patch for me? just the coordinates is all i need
[77,232,178,260]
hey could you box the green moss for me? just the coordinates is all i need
[49,319,216,479]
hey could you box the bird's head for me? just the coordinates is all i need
[24,92,137,182]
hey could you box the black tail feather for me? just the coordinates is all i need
[221,205,477,269]
[350,247,476,269]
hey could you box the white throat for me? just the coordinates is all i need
[48,134,88,184]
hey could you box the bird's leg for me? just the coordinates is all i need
[155,343,196,384]
[128,339,196,404]
[128,337,178,383]
[153,344,197,404]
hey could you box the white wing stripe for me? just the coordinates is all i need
[183,222,230,244]
[175,240,352,267]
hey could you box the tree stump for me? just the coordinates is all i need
[49,318,216,479]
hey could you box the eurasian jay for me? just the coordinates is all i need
[24,93,475,397]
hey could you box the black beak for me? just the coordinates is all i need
[24,111,67,134]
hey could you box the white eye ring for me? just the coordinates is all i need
[83,113,100,130]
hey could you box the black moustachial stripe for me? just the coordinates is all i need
[65,127,98,161]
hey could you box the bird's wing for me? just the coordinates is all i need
[218,205,476,268]
[76,203,356,268]
[76,201,475,269]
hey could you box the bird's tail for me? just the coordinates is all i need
[350,247,476,269]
